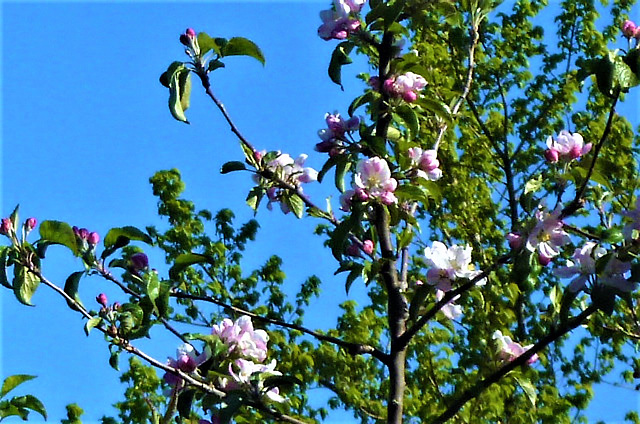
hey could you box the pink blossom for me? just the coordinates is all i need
[317,0,366,40]
[228,359,285,402]
[525,207,571,265]
[599,257,635,292]
[353,157,398,204]
[554,242,606,292]
[383,72,427,102]
[622,20,637,38]
[316,112,359,154]
[408,147,442,181]
[211,316,269,362]
[163,343,208,386]
[492,330,538,365]
[424,241,485,291]
[545,130,591,162]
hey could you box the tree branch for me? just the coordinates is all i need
[430,304,598,424]
[170,290,389,363]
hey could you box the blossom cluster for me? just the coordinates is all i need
[544,130,591,163]
[163,343,208,387]
[318,0,366,41]
[492,330,539,365]
[316,112,359,156]
[408,147,442,181]
[212,316,284,402]
[340,157,398,210]
[72,226,100,247]
[423,241,486,292]
[257,152,318,214]
[622,20,640,42]
[370,72,427,103]
[0,216,36,239]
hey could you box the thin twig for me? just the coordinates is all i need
[170,290,389,363]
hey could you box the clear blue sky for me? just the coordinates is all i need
[1,1,639,423]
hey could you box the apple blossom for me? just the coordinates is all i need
[362,240,374,255]
[228,359,285,403]
[408,147,442,181]
[554,242,606,292]
[96,293,108,308]
[211,315,269,362]
[383,72,427,102]
[545,130,591,162]
[424,241,485,291]
[25,217,37,231]
[163,343,208,387]
[492,330,538,364]
[316,112,359,154]
[353,157,398,205]
[599,256,635,292]
[525,207,571,265]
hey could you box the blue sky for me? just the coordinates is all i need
[1,1,639,423]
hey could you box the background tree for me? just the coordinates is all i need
[2,1,640,423]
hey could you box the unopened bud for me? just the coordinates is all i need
[506,232,522,250]
[362,240,374,255]
[538,252,552,266]
[179,34,191,46]
[622,20,637,39]
[346,243,361,257]
[96,293,108,307]
[79,228,89,240]
[88,231,100,246]
[0,218,12,236]
[402,90,418,103]
[544,149,559,163]
[185,28,196,38]
[25,217,37,231]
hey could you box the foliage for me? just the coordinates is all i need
[3,1,640,424]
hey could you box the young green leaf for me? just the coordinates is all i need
[63,271,85,311]
[103,226,152,249]
[221,37,265,65]
[221,161,247,174]
[12,265,40,306]
[0,247,11,289]
[84,317,103,336]
[0,375,36,399]
[328,42,355,89]
[39,220,79,255]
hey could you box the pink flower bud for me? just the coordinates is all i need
[622,20,637,38]
[88,231,100,246]
[355,187,370,201]
[569,144,583,159]
[0,218,13,236]
[96,293,108,308]
[362,240,374,255]
[368,76,380,90]
[544,149,559,163]
[315,140,335,153]
[72,226,80,237]
[179,34,190,46]
[506,232,522,250]
[402,90,418,103]
[25,217,37,231]
[185,28,196,38]
[113,302,121,310]
[383,78,396,95]
[130,253,149,271]
[253,150,263,162]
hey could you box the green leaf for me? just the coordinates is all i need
[328,42,355,89]
[409,284,431,320]
[168,66,189,123]
[335,160,351,193]
[395,184,429,205]
[145,272,169,317]
[524,174,543,195]
[221,161,247,174]
[263,375,303,392]
[285,194,305,219]
[64,271,85,311]
[218,393,243,424]
[246,187,264,212]
[208,58,225,72]
[8,205,19,232]
[169,253,215,280]
[221,37,265,65]
[348,91,378,116]
[12,265,39,306]
[601,228,623,244]
[13,395,47,420]
[178,68,192,112]
[104,226,152,249]
[84,317,102,336]
[197,32,222,56]
[1,375,36,399]
[177,389,196,418]
[395,104,419,138]
[39,220,79,255]
[514,376,537,407]
[0,247,11,289]
[108,349,120,371]
[159,61,183,88]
